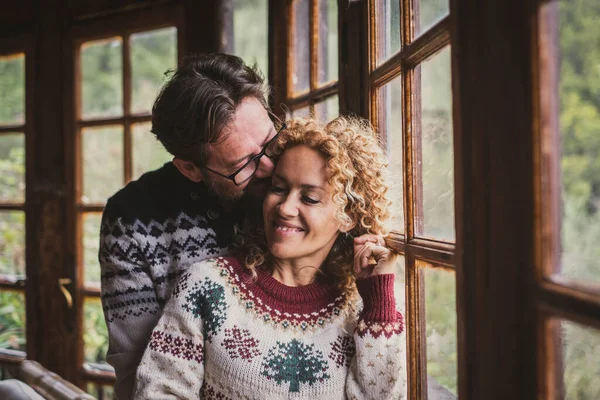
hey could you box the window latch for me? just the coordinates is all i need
[58,278,73,309]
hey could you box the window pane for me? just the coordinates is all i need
[417,0,449,37]
[86,383,115,400]
[292,0,310,94]
[292,105,310,118]
[317,0,338,85]
[423,265,457,397]
[375,0,401,65]
[0,211,25,278]
[559,0,600,285]
[82,213,102,285]
[560,320,600,399]
[132,122,171,180]
[81,38,123,119]
[84,298,109,365]
[378,75,404,232]
[82,126,124,204]
[234,0,268,77]
[417,47,454,241]
[0,291,26,352]
[0,133,25,203]
[0,54,25,126]
[131,27,177,115]
[314,95,338,123]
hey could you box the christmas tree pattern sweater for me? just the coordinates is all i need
[133,256,406,399]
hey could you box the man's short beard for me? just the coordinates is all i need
[204,179,246,203]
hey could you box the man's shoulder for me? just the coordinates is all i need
[104,163,174,211]
[101,163,206,226]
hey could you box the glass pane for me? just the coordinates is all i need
[234,0,268,78]
[86,383,115,400]
[317,0,338,85]
[131,28,177,115]
[132,122,171,180]
[418,47,454,241]
[560,320,600,399]
[378,75,404,232]
[0,291,26,352]
[292,0,310,93]
[0,133,25,202]
[423,266,457,397]
[375,0,401,65]
[417,0,449,37]
[82,126,124,204]
[0,211,25,277]
[81,38,123,119]
[0,54,25,126]
[292,105,310,119]
[558,1,600,284]
[82,213,102,285]
[84,298,109,365]
[314,95,338,123]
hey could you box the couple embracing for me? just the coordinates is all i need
[100,54,406,400]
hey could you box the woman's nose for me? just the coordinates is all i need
[277,195,299,217]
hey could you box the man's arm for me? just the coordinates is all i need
[99,206,161,400]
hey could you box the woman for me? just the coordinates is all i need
[134,117,406,399]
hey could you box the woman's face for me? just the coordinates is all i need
[263,145,342,269]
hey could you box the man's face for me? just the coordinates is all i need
[202,97,276,203]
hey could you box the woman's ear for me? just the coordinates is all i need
[339,218,356,233]
[173,158,204,183]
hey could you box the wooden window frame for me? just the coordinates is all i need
[534,1,600,398]
[367,1,454,399]
[66,5,184,389]
[273,0,340,117]
[0,37,34,367]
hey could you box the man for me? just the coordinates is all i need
[99,54,281,399]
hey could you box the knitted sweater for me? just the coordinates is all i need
[99,163,245,400]
[133,256,406,400]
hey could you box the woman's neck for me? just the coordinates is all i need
[270,260,321,287]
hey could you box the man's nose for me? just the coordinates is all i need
[254,155,275,178]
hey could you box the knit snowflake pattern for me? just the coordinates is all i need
[357,312,404,339]
[200,382,233,400]
[221,326,261,362]
[182,277,228,341]
[262,339,330,393]
[216,258,349,332]
[148,329,203,364]
[171,272,192,298]
[329,335,356,368]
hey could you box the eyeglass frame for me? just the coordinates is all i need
[203,122,287,186]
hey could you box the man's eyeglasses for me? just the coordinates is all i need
[204,122,287,186]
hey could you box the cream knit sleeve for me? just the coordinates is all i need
[346,274,406,400]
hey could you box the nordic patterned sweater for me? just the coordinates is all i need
[133,256,406,400]
[99,162,245,400]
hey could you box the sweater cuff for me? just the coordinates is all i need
[356,274,397,322]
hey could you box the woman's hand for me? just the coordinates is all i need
[353,234,398,279]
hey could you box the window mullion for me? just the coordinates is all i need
[123,34,132,184]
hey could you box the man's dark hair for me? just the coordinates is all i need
[151,53,270,166]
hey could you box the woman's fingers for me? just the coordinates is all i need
[353,237,397,277]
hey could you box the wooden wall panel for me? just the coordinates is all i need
[450,0,539,399]
[25,0,80,384]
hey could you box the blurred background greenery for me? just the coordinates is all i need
[0,0,599,398]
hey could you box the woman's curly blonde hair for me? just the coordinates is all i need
[237,116,392,294]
